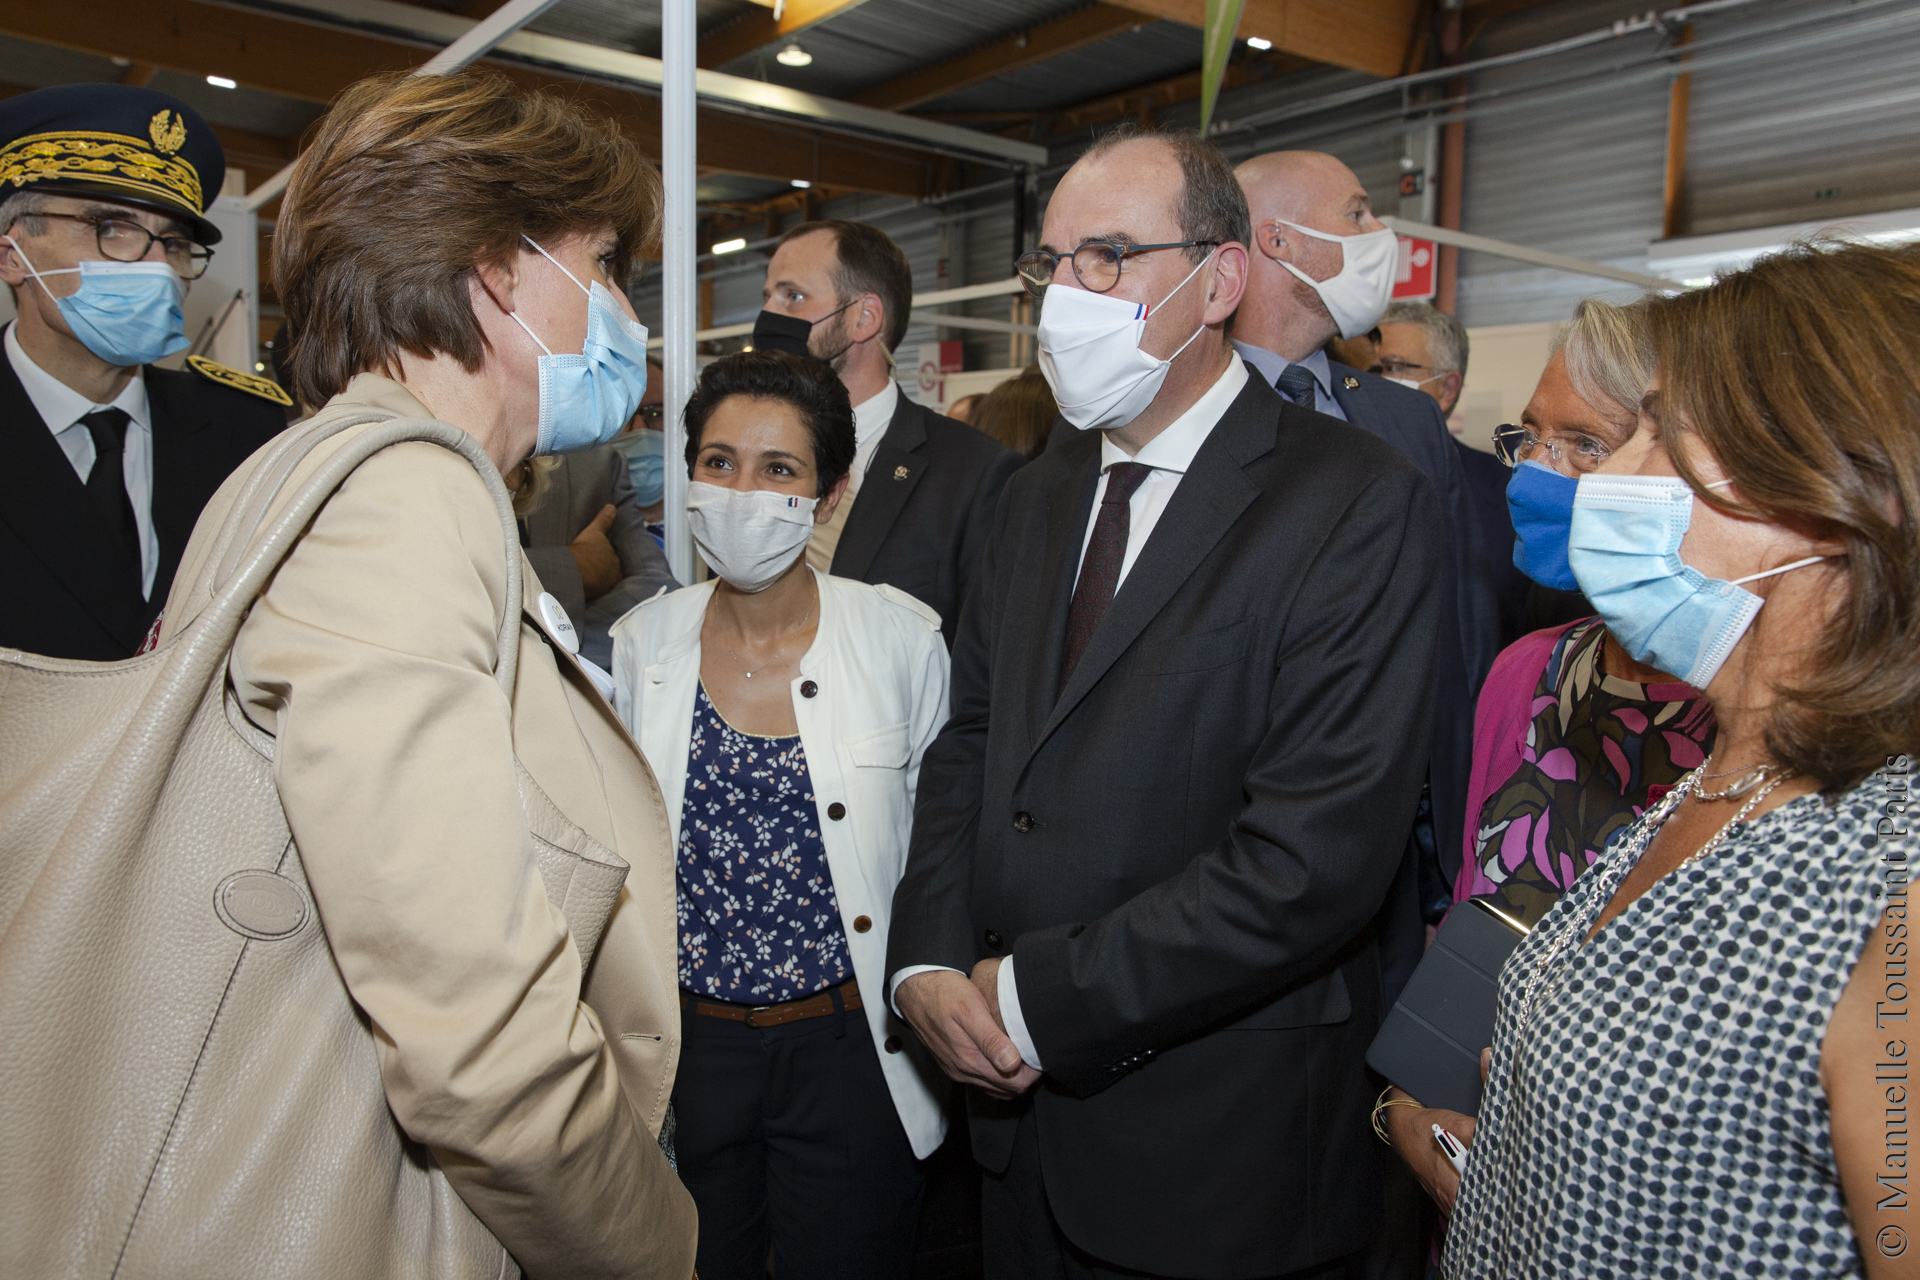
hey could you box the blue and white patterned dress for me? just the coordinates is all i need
[1445,761,1918,1279]
[676,682,851,1005]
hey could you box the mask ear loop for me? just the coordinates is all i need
[4,234,80,302]
[1142,249,1218,369]
[1730,553,1831,587]
[521,234,591,297]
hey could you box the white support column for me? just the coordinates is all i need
[660,0,698,584]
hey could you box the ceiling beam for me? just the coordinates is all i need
[697,0,872,70]
[1108,0,1419,78]
[851,3,1147,112]
[918,49,1315,136]
[0,0,942,198]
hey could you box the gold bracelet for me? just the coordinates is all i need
[1370,1084,1423,1145]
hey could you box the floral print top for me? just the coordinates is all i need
[1469,617,1716,927]
[677,682,851,1004]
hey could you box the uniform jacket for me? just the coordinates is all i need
[888,371,1443,1279]
[165,374,696,1279]
[610,568,952,1158]
[0,347,284,659]
[829,392,1022,648]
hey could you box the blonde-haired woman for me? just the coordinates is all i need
[1384,297,1717,1211]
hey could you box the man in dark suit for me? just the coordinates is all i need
[1378,299,1531,650]
[888,126,1443,1280]
[0,84,286,661]
[1233,151,1499,950]
[753,220,1021,646]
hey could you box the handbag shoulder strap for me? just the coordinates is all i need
[171,406,523,697]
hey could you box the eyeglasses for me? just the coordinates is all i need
[23,211,213,280]
[634,404,665,426]
[1491,423,1614,473]
[1015,240,1221,302]
[1377,357,1436,378]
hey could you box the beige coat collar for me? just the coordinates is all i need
[330,372,438,420]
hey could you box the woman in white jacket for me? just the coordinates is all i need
[610,350,949,1280]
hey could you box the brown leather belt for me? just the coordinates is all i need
[681,978,862,1029]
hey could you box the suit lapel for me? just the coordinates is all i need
[831,395,927,584]
[1030,379,1275,758]
[0,351,148,649]
[1018,432,1100,752]
[1327,360,1377,435]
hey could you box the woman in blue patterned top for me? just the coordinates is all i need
[1444,241,1920,1277]
[610,351,950,1280]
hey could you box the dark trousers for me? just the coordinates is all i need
[674,995,925,1280]
[981,1108,1363,1280]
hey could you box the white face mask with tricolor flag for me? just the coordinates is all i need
[1036,250,1215,433]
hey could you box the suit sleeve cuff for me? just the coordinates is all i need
[888,964,962,1017]
[998,957,1042,1071]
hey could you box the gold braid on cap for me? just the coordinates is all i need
[0,127,203,218]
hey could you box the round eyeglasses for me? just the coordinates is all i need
[1015,240,1221,302]
[25,211,214,280]
[1491,422,1614,474]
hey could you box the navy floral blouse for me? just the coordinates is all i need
[677,682,851,1004]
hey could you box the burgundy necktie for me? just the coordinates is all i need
[1061,461,1152,685]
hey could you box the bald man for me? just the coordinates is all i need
[1234,152,1497,964]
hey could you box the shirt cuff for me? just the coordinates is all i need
[997,956,1043,1071]
[888,964,962,1017]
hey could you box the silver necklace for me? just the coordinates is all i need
[1693,755,1786,800]
[719,601,815,679]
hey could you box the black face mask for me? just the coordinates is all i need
[750,299,857,362]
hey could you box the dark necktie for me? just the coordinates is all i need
[1276,364,1318,408]
[80,408,140,567]
[1061,461,1153,685]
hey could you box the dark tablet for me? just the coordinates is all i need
[1365,897,1529,1116]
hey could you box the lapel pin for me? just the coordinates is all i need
[1343,376,1360,390]
[893,465,909,481]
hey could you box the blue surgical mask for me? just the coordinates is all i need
[608,428,665,506]
[506,236,651,455]
[1568,473,1831,688]
[7,236,189,368]
[1506,459,1580,591]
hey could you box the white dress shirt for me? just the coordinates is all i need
[7,322,159,598]
[893,355,1253,1072]
[848,378,900,494]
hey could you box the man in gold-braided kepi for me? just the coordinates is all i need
[0,83,289,660]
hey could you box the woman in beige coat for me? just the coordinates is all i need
[159,72,695,1277]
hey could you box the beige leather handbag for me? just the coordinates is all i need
[0,409,628,1277]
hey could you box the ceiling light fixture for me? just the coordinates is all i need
[1245,36,1273,50]
[791,179,812,189]
[712,238,748,254]
[207,75,238,89]
[775,42,812,67]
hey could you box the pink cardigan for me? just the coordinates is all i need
[1451,622,1581,906]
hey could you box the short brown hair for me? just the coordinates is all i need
[1083,124,1252,262]
[1644,239,1920,793]
[969,367,1056,460]
[275,70,660,408]
[777,220,913,352]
